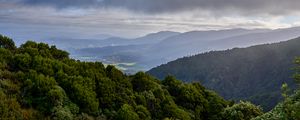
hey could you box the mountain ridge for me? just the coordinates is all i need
[148,37,300,110]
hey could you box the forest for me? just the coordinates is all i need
[0,34,299,120]
[148,37,300,111]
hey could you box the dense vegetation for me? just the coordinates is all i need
[0,35,267,120]
[148,37,300,110]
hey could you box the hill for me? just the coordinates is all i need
[0,34,267,120]
[148,37,300,110]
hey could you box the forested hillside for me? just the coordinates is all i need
[148,37,300,110]
[0,35,268,120]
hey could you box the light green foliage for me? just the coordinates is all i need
[51,106,74,120]
[116,104,139,120]
[163,76,229,120]
[135,105,151,120]
[221,101,263,120]
[252,91,300,120]
[47,86,67,106]
[251,103,287,120]
[163,103,192,120]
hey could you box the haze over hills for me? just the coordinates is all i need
[148,37,300,110]
[5,27,300,74]
[69,27,300,73]
[3,0,300,119]
[44,31,180,50]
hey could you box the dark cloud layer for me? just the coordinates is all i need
[4,0,299,15]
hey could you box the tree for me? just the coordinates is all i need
[135,105,151,120]
[294,57,300,86]
[50,46,69,60]
[163,103,191,120]
[116,104,139,120]
[0,35,16,50]
[221,101,263,120]
[131,72,159,92]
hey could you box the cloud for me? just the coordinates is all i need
[6,0,300,16]
[0,0,298,39]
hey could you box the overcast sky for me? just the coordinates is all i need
[1,0,300,42]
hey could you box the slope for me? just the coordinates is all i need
[148,37,300,110]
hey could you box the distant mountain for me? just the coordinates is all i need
[72,28,268,72]
[144,27,300,67]
[209,27,300,50]
[88,31,180,47]
[154,28,268,48]
[69,27,300,74]
[91,33,115,40]
[142,28,270,66]
[44,31,180,50]
[45,38,111,49]
[148,37,300,110]
[132,31,181,44]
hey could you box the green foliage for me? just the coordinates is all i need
[162,76,183,97]
[221,101,263,120]
[19,41,69,60]
[51,106,74,120]
[0,34,16,50]
[135,105,151,120]
[116,104,139,120]
[0,90,23,119]
[131,72,160,92]
[163,103,192,120]
[47,86,67,106]
[163,76,229,120]
[294,57,300,86]
[65,76,99,114]
[252,90,300,120]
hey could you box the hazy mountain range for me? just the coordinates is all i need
[32,27,300,73]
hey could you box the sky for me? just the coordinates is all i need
[1,0,300,42]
